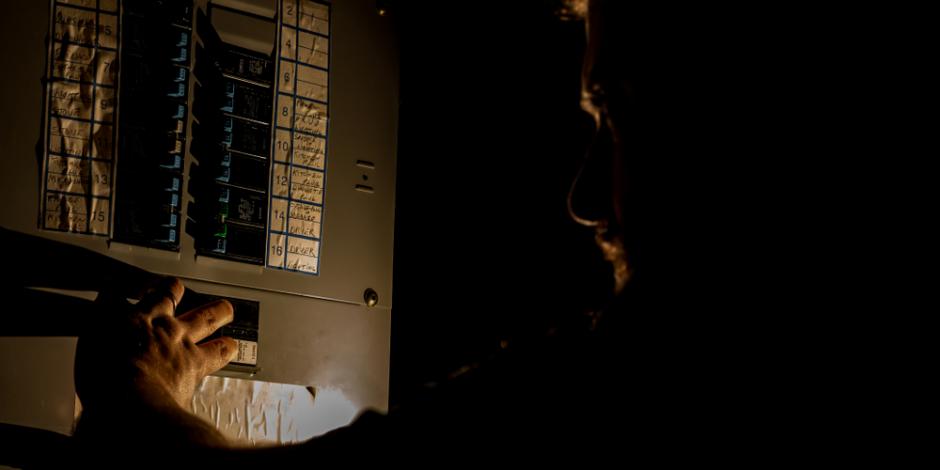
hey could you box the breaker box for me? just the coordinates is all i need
[0,0,398,444]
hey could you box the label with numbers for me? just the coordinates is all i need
[41,0,119,235]
[266,0,330,275]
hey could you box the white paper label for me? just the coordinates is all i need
[234,339,258,366]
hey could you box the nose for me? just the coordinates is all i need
[567,115,615,228]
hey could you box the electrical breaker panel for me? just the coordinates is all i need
[0,0,398,439]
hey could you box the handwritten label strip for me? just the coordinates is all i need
[266,0,329,274]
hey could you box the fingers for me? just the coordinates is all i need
[177,299,234,343]
[198,337,239,376]
[136,277,184,318]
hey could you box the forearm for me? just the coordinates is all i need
[74,388,230,458]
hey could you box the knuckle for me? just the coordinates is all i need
[212,339,236,365]
[202,310,216,328]
[143,297,174,316]
[167,321,184,339]
[212,340,226,358]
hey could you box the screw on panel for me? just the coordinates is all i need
[364,288,379,307]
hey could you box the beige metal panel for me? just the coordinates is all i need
[182,277,390,411]
[0,1,48,236]
[0,337,77,436]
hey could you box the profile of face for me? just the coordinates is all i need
[567,0,632,295]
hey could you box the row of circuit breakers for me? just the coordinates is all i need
[43,0,330,270]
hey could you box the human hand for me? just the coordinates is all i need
[75,277,238,414]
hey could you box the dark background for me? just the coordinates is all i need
[386,2,614,404]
